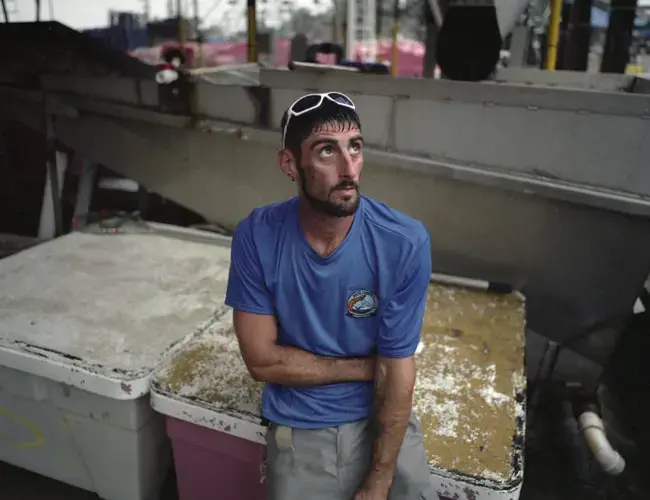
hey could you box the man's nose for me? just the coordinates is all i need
[338,151,357,179]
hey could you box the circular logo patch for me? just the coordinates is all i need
[347,290,379,318]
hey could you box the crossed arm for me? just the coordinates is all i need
[234,310,416,495]
[233,310,375,386]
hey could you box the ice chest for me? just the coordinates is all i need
[0,228,233,500]
[151,308,266,500]
[151,282,526,500]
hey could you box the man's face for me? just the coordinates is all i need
[295,122,364,218]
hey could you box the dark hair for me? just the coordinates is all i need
[281,100,361,162]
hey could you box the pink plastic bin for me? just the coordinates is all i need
[166,416,266,500]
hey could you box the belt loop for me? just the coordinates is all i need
[275,425,294,451]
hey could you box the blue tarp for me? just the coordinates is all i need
[591,7,649,29]
[82,12,149,52]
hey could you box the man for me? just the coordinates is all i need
[225,92,433,500]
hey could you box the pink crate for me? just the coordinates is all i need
[166,416,266,500]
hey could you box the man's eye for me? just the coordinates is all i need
[319,146,334,158]
[350,142,362,154]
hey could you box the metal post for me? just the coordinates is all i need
[375,0,382,62]
[422,0,444,78]
[390,0,399,76]
[247,0,257,62]
[176,0,185,49]
[556,1,573,70]
[600,0,639,74]
[346,0,356,60]
[1,0,9,22]
[565,0,593,72]
[73,157,98,224]
[545,0,563,70]
[142,0,150,22]
[38,146,66,239]
[35,0,41,21]
[193,0,203,67]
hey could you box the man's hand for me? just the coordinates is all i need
[359,356,416,495]
[353,481,391,500]
[353,473,393,500]
[234,310,375,386]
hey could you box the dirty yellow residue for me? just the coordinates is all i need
[154,321,263,414]
[413,284,525,483]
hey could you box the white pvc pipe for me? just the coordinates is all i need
[578,411,626,476]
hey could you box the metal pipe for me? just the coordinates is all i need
[1,0,9,22]
[600,0,639,74]
[429,0,443,27]
[375,0,382,62]
[429,272,512,293]
[565,0,593,72]
[247,0,257,63]
[390,0,399,76]
[346,0,356,61]
[545,0,562,70]
[193,0,203,67]
[41,99,64,238]
[176,0,185,49]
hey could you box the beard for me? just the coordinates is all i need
[297,166,360,218]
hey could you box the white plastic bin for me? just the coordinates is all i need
[151,283,527,500]
[0,227,232,500]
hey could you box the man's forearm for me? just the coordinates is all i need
[365,357,416,492]
[249,345,375,386]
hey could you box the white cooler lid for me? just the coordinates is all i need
[0,228,232,400]
[150,308,266,445]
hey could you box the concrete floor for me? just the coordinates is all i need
[0,461,179,500]
[0,455,559,500]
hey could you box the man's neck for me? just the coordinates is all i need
[298,200,355,257]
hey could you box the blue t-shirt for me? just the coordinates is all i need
[225,195,432,429]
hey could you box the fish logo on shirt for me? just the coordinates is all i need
[347,290,379,318]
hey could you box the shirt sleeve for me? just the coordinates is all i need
[224,217,275,315]
[377,235,432,358]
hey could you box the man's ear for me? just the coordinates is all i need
[277,149,297,182]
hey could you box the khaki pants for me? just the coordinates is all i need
[264,413,434,500]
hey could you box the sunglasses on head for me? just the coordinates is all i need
[282,92,356,149]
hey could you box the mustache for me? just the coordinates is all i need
[332,181,359,192]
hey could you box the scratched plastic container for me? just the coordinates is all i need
[0,226,233,500]
[150,308,267,500]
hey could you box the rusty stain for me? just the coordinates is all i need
[451,328,463,338]
[463,487,478,500]
[121,382,132,394]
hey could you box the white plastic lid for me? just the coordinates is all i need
[0,228,232,400]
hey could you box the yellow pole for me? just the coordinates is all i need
[193,0,203,68]
[247,0,257,63]
[176,0,185,50]
[390,0,399,76]
[545,0,562,70]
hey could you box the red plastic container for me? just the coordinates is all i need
[166,417,266,500]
